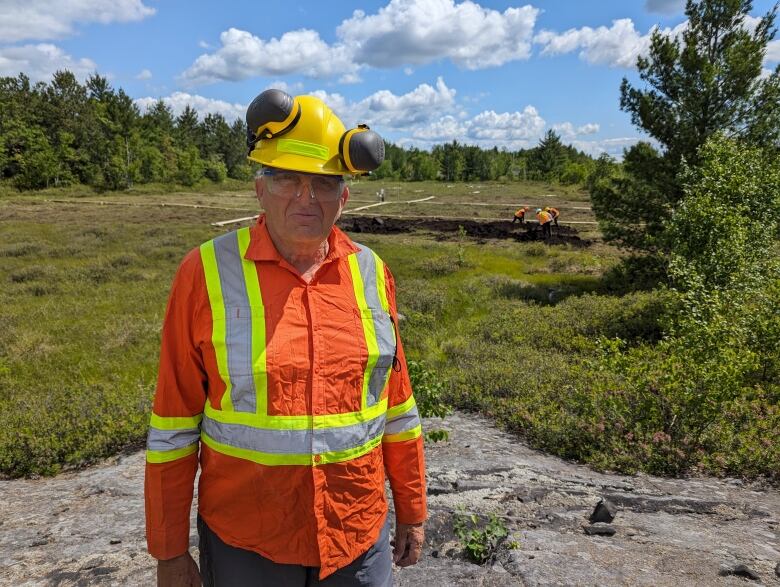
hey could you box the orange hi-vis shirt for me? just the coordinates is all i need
[144,215,426,579]
[537,211,552,224]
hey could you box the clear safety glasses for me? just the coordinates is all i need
[260,168,345,202]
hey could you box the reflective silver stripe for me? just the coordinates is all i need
[354,244,396,406]
[213,231,257,413]
[147,426,201,452]
[201,412,387,455]
[384,404,421,435]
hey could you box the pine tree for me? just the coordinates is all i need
[593,0,780,253]
[533,130,567,181]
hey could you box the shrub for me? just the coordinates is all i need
[408,360,451,420]
[205,156,228,183]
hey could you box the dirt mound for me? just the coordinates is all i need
[339,216,590,247]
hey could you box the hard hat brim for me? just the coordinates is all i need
[248,151,346,176]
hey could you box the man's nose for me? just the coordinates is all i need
[295,177,317,200]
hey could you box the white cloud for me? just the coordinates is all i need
[179,0,540,85]
[337,0,539,69]
[135,68,152,80]
[552,122,600,138]
[134,92,246,121]
[180,27,358,85]
[644,0,685,15]
[0,0,155,43]
[571,137,642,159]
[198,40,211,49]
[311,77,458,131]
[536,15,777,70]
[265,80,305,94]
[766,40,780,63]
[577,123,600,135]
[535,19,649,68]
[467,107,545,141]
[0,44,96,81]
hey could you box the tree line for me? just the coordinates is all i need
[374,130,601,184]
[0,71,601,192]
[0,71,252,191]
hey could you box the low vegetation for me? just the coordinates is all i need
[0,144,777,483]
[454,510,513,565]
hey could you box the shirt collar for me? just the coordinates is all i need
[244,214,360,263]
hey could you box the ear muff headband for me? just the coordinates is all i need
[339,125,385,173]
[246,89,302,152]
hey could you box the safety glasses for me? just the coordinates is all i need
[260,168,345,202]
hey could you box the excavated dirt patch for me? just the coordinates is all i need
[338,216,591,247]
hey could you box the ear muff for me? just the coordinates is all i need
[338,125,385,174]
[246,89,302,152]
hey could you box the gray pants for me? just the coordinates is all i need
[198,515,393,587]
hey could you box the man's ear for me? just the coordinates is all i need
[335,185,349,221]
[255,178,265,209]
[340,185,350,207]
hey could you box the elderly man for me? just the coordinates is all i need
[145,91,426,587]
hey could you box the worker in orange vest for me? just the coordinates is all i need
[145,90,426,587]
[536,208,552,239]
[544,206,560,228]
[512,206,529,224]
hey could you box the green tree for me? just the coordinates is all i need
[594,0,780,254]
[437,141,465,181]
[532,130,567,181]
[176,145,205,186]
[407,149,439,181]
[667,134,779,295]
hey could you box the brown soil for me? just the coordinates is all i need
[338,216,590,247]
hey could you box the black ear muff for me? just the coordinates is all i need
[339,125,385,173]
[246,89,302,152]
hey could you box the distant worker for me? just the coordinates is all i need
[512,206,529,224]
[536,208,552,239]
[544,206,560,228]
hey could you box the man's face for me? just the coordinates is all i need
[255,168,349,248]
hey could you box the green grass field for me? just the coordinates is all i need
[1,181,775,480]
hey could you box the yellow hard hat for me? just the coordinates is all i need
[246,90,384,176]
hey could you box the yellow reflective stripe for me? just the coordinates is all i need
[149,413,202,430]
[204,397,388,430]
[348,253,380,410]
[200,239,233,412]
[201,431,382,466]
[237,227,268,416]
[277,138,329,161]
[146,443,198,464]
[387,395,416,420]
[383,424,422,443]
[319,433,383,465]
[374,253,390,313]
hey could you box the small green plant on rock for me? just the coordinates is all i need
[408,360,452,442]
[454,510,510,565]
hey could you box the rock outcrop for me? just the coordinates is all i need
[1,412,778,586]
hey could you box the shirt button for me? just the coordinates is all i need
[313,455,322,464]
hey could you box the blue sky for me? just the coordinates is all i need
[1,0,778,157]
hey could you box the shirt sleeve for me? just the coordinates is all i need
[144,248,208,560]
[381,265,427,525]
